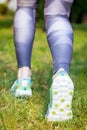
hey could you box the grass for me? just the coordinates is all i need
[0,16,87,130]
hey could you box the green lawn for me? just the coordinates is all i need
[0,16,87,130]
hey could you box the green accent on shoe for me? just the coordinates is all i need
[52,111,56,115]
[69,91,73,95]
[54,91,58,95]
[61,98,65,102]
[54,104,59,108]
[67,112,72,117]
[48,87,52,108]
[10,80,19,93]
[10,78,32,95]
[60,108,64,112]
[66,104,71,109]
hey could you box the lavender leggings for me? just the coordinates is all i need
[14,0,74,73]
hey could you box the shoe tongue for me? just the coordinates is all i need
[20,79,29,86]
[53,68,67,79]
[58,70,66,76]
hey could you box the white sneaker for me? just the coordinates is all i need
[46,68,74,121]
[10,78,32,97]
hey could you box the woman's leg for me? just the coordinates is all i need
[11,0,38,97]
[44,0,74,121]
[44,0,74,74]
[14,0,37,79]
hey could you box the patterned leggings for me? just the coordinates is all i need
[14,0,74,73]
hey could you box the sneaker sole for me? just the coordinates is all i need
[15,89,32,97]
[46,75,74,121]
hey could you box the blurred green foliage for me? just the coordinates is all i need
[0,3,14,15]
[0,4,9,15]
[71,0,87,23]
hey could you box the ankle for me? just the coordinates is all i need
[18,67,32,79]
[52,68,65,80]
